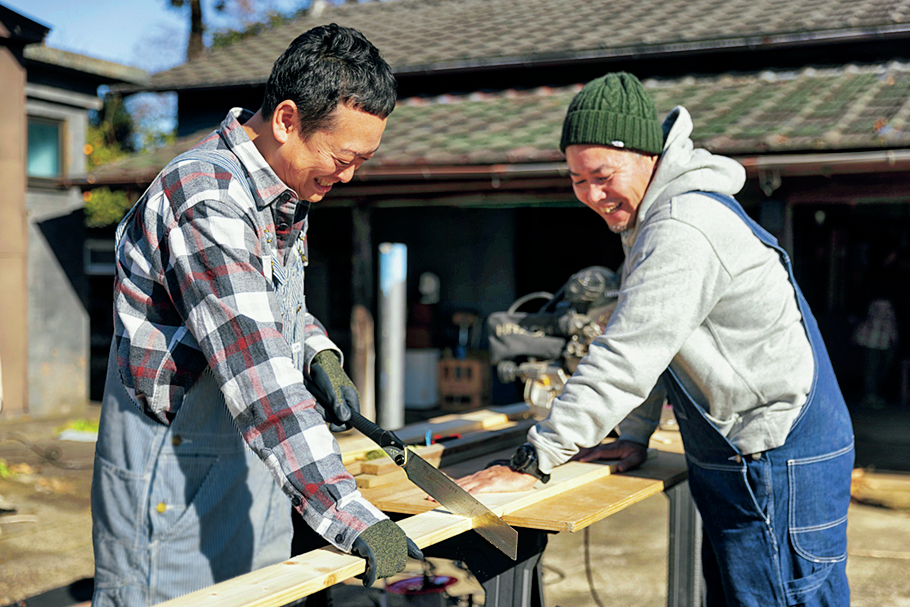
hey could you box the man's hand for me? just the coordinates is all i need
[455,464,540,495]
[574,439,648,473]
[351,519,423,587]
[308,350,359,432]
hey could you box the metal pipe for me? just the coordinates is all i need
[377,242,407,430]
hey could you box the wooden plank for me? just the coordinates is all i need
[360,456,624,517]
[355,444,444,488]
[360,443,444,475]
[356,468,407,488]
[504,452,688,531]
[157,448,648,607]
[360,457,400,476]
[361,449,683,532]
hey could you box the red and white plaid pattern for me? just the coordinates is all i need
[113,108,384,550]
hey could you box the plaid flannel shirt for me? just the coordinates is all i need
[113,108,385,551]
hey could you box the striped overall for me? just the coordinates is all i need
[92,152,312,606]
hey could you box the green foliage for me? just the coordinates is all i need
[84,187,134,228]
[138,126,177,152]
[83,94,136,227]
[89,94,136,155]
[85,124,129,168]
[0,459,11,479]
[55,419,101,435]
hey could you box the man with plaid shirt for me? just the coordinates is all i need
[91,25,420,606]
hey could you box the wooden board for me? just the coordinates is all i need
[157,454,638,607]
[502,452,687,531]
[359,457,623,518]
[360,447,668,528]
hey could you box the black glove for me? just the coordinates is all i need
[308,350,360,432]
[351,519,424,587]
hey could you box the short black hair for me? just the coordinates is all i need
[261,24,397,138]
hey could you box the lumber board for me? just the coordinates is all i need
[502,452,688,531]
[360,456,400,476]
[360,443,444,475]
[356,468,407,488]
[157,452,642,607]
[360,457,624,517]
[155,510,473,607]
[361,448,680,532]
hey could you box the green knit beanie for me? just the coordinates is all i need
[560,72,664,155]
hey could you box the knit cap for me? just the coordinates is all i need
[560,72,664,155]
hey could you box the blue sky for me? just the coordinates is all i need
[4,0,304,72]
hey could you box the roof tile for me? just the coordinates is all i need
[148,0,910,91]
[91,62,910,184]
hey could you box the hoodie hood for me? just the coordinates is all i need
[621,106,746,249]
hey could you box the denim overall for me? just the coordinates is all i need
[663,192,854,606]
[92,151,310,606]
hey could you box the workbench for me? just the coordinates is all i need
[359,434,701,607]
[156,409,701,607]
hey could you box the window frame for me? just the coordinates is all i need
[26,115,67,185]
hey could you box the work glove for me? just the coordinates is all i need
[308,350,360,432]
[351,519,424,587]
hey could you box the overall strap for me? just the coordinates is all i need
[114,149,256,248]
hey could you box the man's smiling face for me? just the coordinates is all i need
[276,102,386,203]
[566,144,658,234]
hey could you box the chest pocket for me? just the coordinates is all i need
[270,233,308,371]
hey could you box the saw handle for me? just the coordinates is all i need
[348,411,407,465]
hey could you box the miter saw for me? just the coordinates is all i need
[487,266,621,416]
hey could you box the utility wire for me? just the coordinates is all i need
[584,526,607,607]
[0,433,90,470]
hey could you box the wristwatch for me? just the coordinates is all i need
[509,443,550,484]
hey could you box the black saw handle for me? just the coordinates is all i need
[348,410,407,465]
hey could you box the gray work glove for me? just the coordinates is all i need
[308,350,360,432]
[351,519,424,587]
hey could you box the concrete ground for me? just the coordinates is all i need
[1,402,909,607]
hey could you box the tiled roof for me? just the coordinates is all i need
[24,45,149,84]
[147,0,910,91]
[87,61,910,185]
[371,61,910,164]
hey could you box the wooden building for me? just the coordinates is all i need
[85,0,910,407]
[0,4,147,418]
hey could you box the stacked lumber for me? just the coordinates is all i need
[351,443,444,488]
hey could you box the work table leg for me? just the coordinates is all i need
[423,528,548,607]
[666,480,704,607]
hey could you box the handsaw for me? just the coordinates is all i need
[347,410,518,560]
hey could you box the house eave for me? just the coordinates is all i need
[125,25,910,95]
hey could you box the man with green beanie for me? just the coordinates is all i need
[458,72,854,606]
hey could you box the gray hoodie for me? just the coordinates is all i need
[529,106,813,472]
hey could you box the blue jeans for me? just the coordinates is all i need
[664,193,854,606]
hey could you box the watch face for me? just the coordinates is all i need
[512,445,533,470]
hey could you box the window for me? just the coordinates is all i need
[84,239,116,276]
[27,117,63,179]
